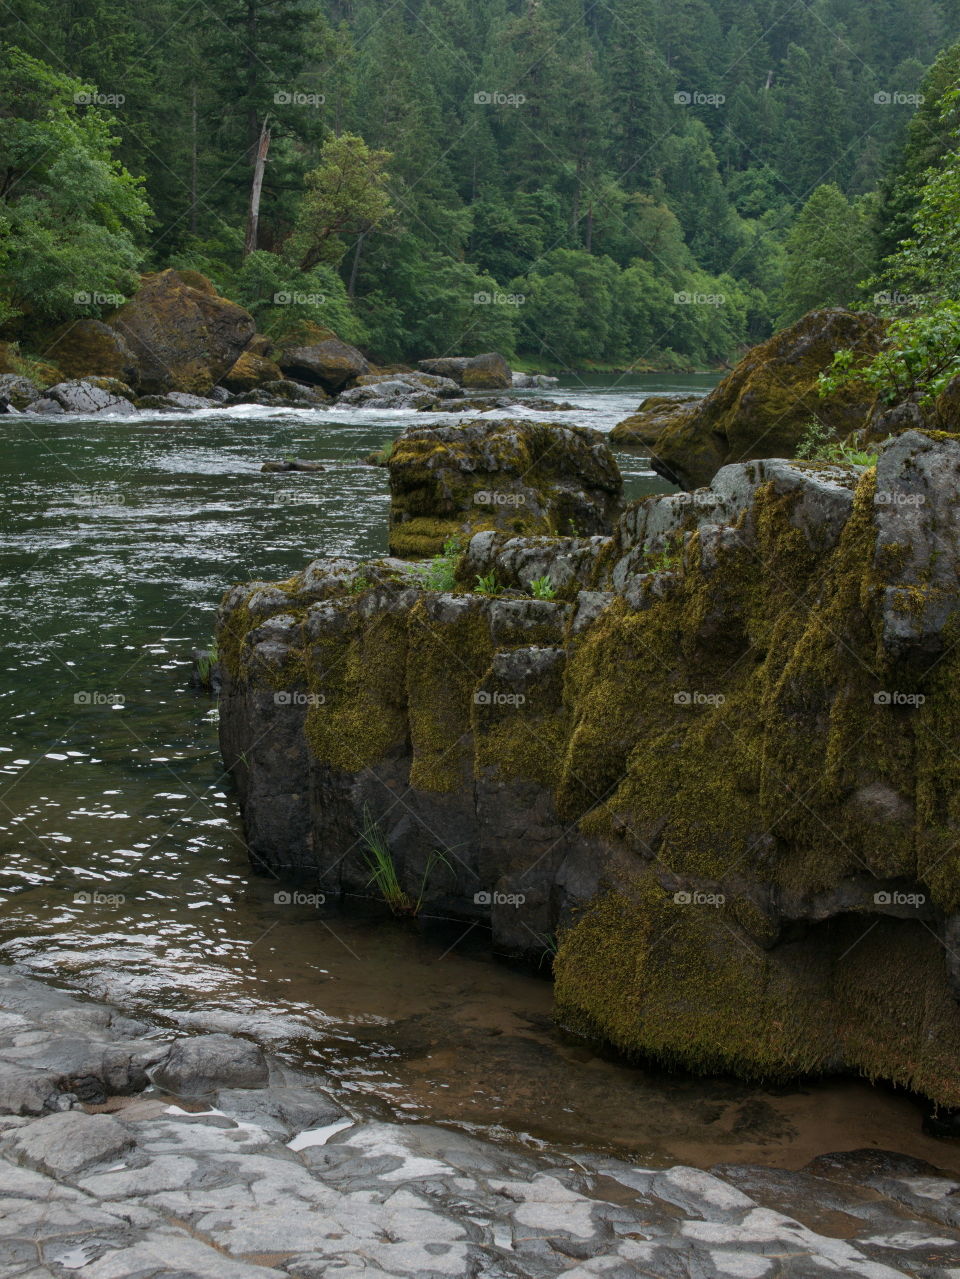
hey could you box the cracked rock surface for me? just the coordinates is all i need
[2,970,960,1277]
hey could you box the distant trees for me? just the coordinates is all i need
[0,46,149,328]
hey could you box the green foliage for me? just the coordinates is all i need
[418,537,462,592]
[475,572,500,595]
[778,185,876,326]
[290,134,394,271]
[529,575,557,600]
[819,303,960,412]
[795,417,879,466]
[0,44,150,330]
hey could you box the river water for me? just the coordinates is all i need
[2,375,957,1175]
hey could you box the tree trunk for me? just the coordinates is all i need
[243,118,271,258]
[190,84,198,236]
[348,232,365,297]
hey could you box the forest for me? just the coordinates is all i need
[2,0,960,369]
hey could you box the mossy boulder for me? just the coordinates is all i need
[43,319,140,386]
[0,373,42,410]
[418,352,512,390]
[106,269,256,395]
[222,349,283,393]
[648,309,885,489]
[609,393,702,448]
[386,418,624,557]
[220,428,960,1107]
[277,337,370,391]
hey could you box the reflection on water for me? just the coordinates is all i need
[2,387,956,1173]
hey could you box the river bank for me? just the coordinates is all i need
[3,384,960,1182]
[4,967,960,1278]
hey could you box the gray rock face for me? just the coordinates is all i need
[151,1034,269,1097]
[0,972,958,1279]
[512,372,559,388]
[136,391,219,410]
[38,380,139,416]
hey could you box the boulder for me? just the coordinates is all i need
[386,418,624,557]
[43,319,140,386]
[38,380,139,416]
[418,352,512,390]
[338,372,462,409]
[609,393,702,447]
[151,1033,269,1097]
[106,269,256,395]
[278,337,369,391]
[0,374,42,410]
[218,427,960,1109]
[512,372,559,388]
[5,1111,134,1178]
[646,309,885,489]
[221,349,283,393]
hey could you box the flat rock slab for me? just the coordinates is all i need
[0,972,958,1278]
[5,1110,134,1177]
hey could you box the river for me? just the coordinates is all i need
[2,374,957,1176]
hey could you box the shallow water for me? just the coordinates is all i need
[2,376,958,1175]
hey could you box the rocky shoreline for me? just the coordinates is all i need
[5,966,960,1278]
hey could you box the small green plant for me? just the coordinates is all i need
[529,574,557,599]
[368,440,395,465]
[475,571,500,595]
[359,807,451,916]
[795,417,877,466]
[643,541,682,573]
[349,573,373,594]
[195,639,219,686]
[419,536,462,591]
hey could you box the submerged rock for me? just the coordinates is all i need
[261,458,325,472]
[219,428,960,1108]
[386,417,623,557]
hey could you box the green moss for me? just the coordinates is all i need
[555,878,960,1103]
[406,597,494,792]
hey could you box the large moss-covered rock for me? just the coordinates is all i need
[418,353,512,390]
[609,393,701,448]
[106,270,256,395]
[43,320,140,386]
[386,418,624,557]
[218,428,960,1107]
[277,337,369,391]
[647,309,885,489]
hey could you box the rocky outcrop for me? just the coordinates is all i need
[0,373,42,410]
[386,417,624,557]
[219,428,960,1107]
[640,309,885,489]
[106,269,256,395]
[418,352,512,389]
[278,336,370,391]
[4,970,955,1279]
[337,370,462,409]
